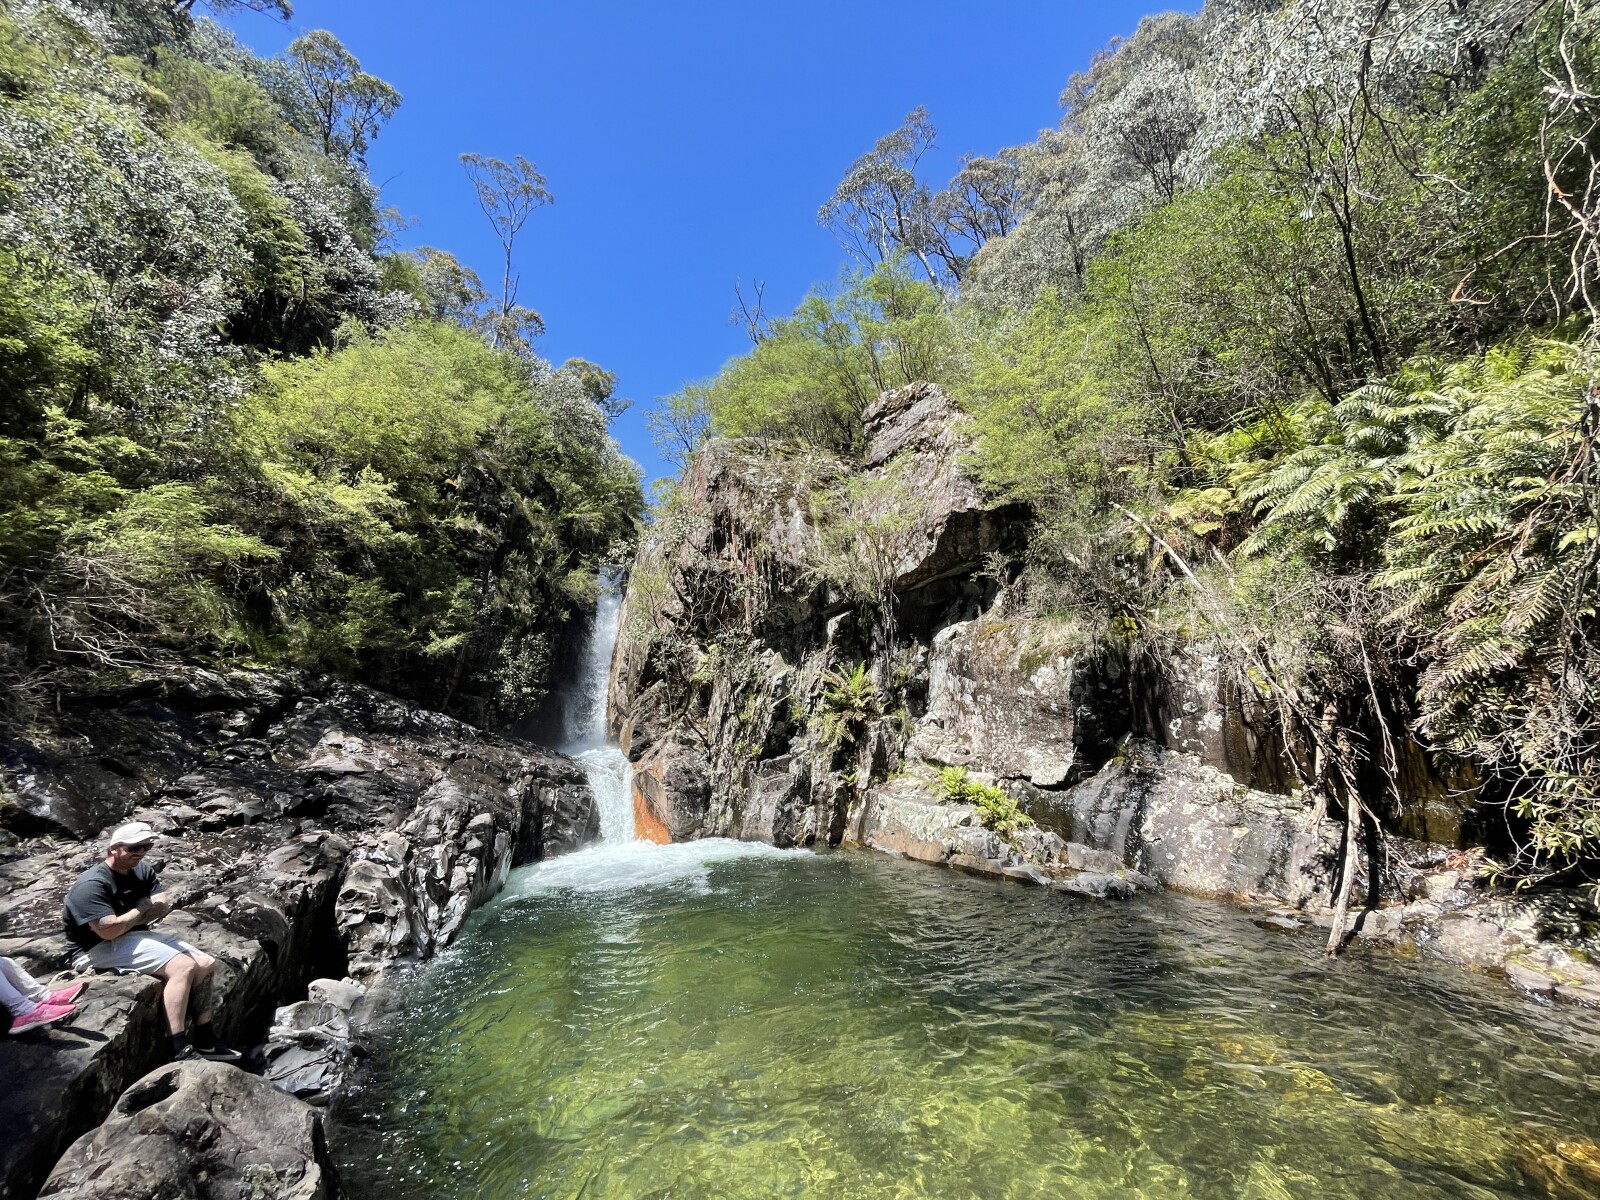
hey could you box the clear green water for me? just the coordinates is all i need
[332,842,1600,1200]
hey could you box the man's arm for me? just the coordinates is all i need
[87,894,174,942]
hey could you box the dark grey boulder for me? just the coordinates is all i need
[263,989,368,1106]
[39,1061,339,1200]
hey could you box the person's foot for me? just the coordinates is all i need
[8,1001,75,1035]
[173,1043,204,1061]
[45,982,86,1006]
[195,1038,242,1062]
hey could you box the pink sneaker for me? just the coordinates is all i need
[45,982,86,1005]
[8,1000,75,1035]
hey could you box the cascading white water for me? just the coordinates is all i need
[560,568,624,753]
[559,568,635,844]
[497,566,802,902]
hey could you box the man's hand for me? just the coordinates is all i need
[135,893,174,922]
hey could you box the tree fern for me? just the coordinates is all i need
[1236,337,1598,877]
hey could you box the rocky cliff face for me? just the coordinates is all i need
[610,383,1022,854]
[610,382,1323,877]
[610,381,1600,1005]
[0,667,597,1200]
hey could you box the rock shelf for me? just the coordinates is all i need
[0,667,597,1200]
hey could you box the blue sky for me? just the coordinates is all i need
[224,1,1174,484]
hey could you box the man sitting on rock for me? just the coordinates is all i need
[61,821,239,1062]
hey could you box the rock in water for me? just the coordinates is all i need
[39,1061,339,1200]
[262,1000,364,1107]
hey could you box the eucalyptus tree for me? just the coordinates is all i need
[1528,0,1600,315]
[962,14,1205,309]
[460,153,553,353]
[932,150,1025,278]
[819,107,952,288]
[171,0,292,17]
[410,247,491,327]
[1062,12,1207,203]
[821,110,1034,290]
[964,129,1118,310]
[284,30,399,164]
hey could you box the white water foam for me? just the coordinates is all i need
[504,837,809,898]
[524,568,804,893]
[572,745,634,845]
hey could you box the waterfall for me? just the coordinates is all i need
[498,570,806,903]
[560,569,634,844]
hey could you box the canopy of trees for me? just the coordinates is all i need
[0,0,642,726]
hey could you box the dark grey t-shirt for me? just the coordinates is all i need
[62,862,159,952]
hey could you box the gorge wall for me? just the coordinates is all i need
[609,383,1600,996]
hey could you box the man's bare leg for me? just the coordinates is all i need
[154,954,195,1036]
[187,953,217,1026]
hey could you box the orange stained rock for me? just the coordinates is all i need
[632,773,671,845]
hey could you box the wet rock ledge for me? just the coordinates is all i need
[0,667,598,1200]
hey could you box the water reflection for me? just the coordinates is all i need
[334,850,1600,1200]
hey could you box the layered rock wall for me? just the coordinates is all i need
[608,379,1600,1004]
[0,668,597,1200]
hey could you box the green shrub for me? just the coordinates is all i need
[655,258,957,459]
[936,766,1033,837]
[817,661,883,750]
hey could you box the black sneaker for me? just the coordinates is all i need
[173,1043,203,1062]
[195,1039,241,1062]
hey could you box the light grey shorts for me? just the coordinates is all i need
[72,930,200,975]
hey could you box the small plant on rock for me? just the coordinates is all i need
[817,661,883,750]
[937,766,1033,838]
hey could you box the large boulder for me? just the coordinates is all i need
[857,382,1011,593]
[853,775,1156,898]
[906,614,1125,788]
[0,974,165,1200]
[39,1061,338,1200]
[610,383,1021,848]
[1037,740,1336,903]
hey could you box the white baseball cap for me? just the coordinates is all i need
[107,821,159,849]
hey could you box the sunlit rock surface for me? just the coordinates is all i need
[0,666,597,1200]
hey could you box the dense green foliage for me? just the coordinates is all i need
[647,0,1600,883]
[650,261,954,460]
[1223,344,1599,869]
[0,0,642,724]
[816,662,883,752]
[936,766,1032,838]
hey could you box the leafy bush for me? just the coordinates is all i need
[1238,340,1599,872]
[0,5,643,726]
[229,321,642,718]
[817,662,883,750]
[936,766,1033,837]
[655,258,956,459]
